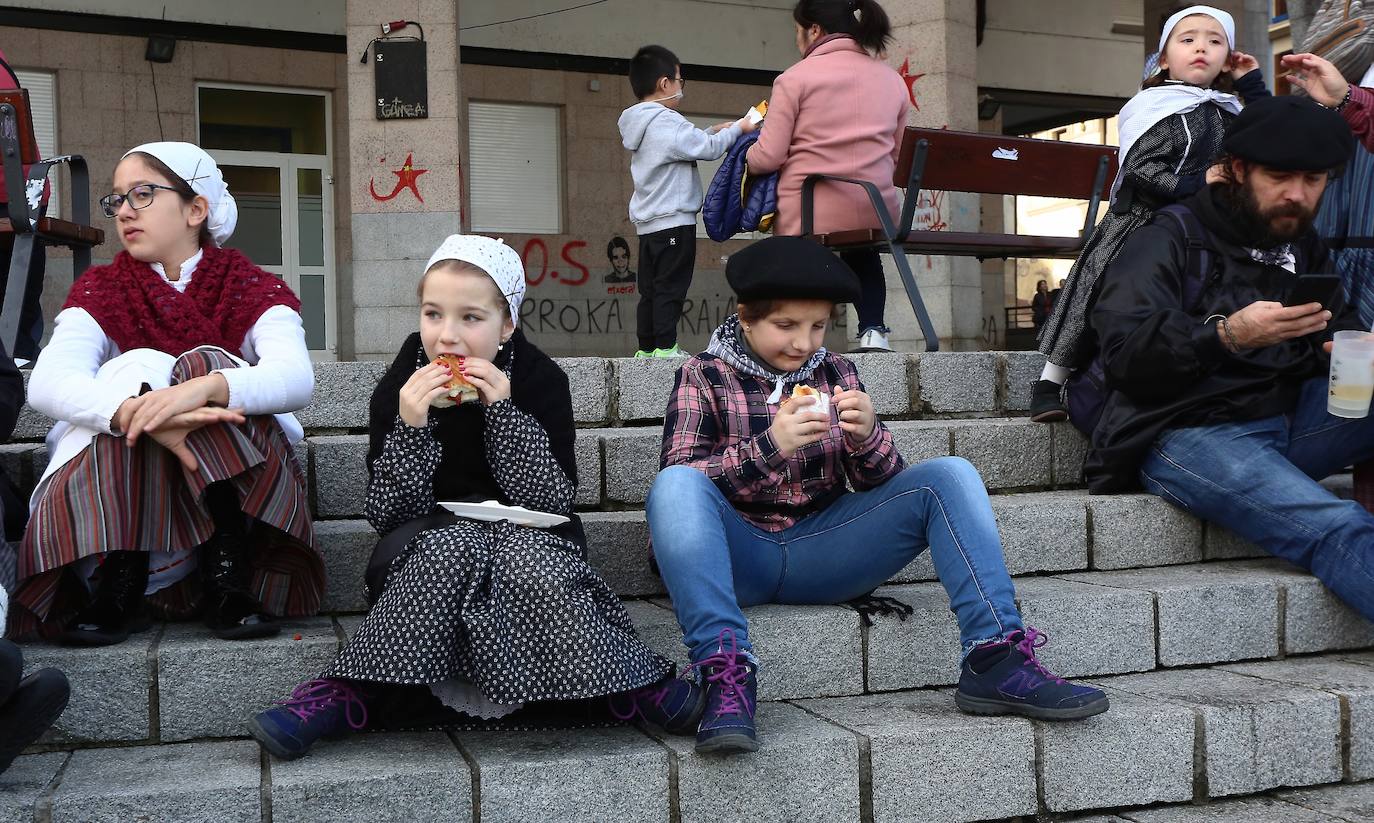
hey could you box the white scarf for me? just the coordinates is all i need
[1111,82,1242,201]
[1361,62,1374,88]
[124,141,238,247]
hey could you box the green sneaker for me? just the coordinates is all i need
[633,349,655,358]
[652,345,690,358]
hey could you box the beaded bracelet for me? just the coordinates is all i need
[1320,84,1354,113]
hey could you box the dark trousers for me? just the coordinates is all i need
[840,249,886,334]
[0,203,47,361]
[636,225,697,351]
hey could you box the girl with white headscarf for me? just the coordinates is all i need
[1031,5,1270,423]
[12,142,324,645]
[247,235,678,761]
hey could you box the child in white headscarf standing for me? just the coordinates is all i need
[1031,5,1270,422]
[11,141,324,645]
[248,235,681,761]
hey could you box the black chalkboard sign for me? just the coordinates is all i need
[374,39,428,120]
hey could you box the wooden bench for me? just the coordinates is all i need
[0,88,103,355]
[802,126,1119,351]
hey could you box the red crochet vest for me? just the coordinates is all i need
[64,246,302,357]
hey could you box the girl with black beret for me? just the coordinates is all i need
[622,236,1108,754]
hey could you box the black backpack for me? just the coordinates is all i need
[1065,204,1220,436]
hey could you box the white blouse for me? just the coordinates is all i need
[27,251,314,434]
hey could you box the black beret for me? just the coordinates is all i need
[726,236,862,304]
[1223,95,1355,171]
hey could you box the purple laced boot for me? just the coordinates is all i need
[248,678,369,760]
[955,627,1109,721]
[609,671,707,735]
[692,629,758,753]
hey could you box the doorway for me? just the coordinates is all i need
[196,84,336,359]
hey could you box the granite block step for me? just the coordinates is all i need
[18,560,1368,748]
[5,655,1374,822]
[10,351,1051,441]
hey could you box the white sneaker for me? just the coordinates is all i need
[855,328,893,352]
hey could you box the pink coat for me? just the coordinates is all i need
[745,36,909,237]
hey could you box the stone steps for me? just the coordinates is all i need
[9,351,1047,441]
[7,351,1374,821]
[15,559,1372,748]
[4,652,1373,822]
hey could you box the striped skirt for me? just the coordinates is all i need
[9,349,323,640]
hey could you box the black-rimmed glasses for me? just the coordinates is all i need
[99,183,182,218]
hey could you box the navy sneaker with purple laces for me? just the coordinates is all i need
[956,628,1109,720]
[693,629,758,754]
[249,678,369,760]
[610,671,707,735]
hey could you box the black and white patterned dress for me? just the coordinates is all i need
[322,345,671,710]
[1038,104,1235,368]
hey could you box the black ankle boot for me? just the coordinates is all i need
[60,551,152,647]
[1029,379,1069,423]
[200,533,278,640]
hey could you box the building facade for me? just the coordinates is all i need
[1,0,1272,358]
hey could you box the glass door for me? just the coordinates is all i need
[197,84,335,359]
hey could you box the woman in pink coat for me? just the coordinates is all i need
[746,0,909,352]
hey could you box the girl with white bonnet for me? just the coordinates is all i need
[248,235,678,760]
[11,142,324,645]
[1030,5,1270,422]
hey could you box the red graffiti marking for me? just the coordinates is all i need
[560,241,590,286]
[522,238,550,286]
[520,238,591,287]
[369,152,428,203]
[898,59,925,111]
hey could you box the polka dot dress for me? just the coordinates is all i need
[324,349,671,706]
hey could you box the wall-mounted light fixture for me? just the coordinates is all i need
[145,35,176,64]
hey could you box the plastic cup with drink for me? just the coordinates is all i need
[1328,330,1374,418]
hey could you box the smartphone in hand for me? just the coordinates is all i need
[1284,274,1343,309]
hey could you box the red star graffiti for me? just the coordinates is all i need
[898,58,925,111]
[369,152,428,203]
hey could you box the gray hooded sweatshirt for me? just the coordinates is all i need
[618,102,742,235]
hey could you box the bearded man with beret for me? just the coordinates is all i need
[1085,94,1374,623]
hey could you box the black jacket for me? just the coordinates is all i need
[1084,185,1360,492]
[367,329,586,549]
[1,334,24,540]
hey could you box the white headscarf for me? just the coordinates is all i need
[425,234,526,326]
[122,142,238,247]
[1157,5,1235,54]
[1111,6,1242,201]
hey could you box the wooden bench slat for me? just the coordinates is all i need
[0,217,104,247]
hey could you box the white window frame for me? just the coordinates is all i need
[467,101,563,235]
[14,68,57,218]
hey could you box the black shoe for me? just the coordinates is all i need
[200,534,279,640]
[0,668,70,773]
[59,551,151,647]
[1029,379,1068,423]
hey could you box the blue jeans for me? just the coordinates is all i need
[646,458,1024,663]
[1139,377,1374,623]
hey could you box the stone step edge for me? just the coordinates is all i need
[9,652,1374,823]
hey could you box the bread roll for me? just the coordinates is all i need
[432,353,480,406]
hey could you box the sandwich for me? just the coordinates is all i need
[431,354,480,406]
[790,383,829,413]
[748,100,768,125]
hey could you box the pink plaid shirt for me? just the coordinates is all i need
[660,351,904,532]
[1346,85,1374,153]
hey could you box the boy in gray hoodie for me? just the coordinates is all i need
[619,45,755,357]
